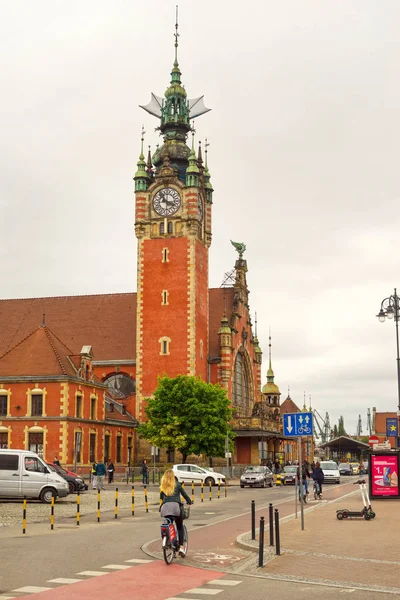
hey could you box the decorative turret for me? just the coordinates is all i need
[134,127,151,192]
[186,128,200,187]
[218,313,232,347]
[252,312,262,365]
[204,139,213,203]
[261,331,281,406]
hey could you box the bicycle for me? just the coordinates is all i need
[160,504,190,565]
[313,479,322,500]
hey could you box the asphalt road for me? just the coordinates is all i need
[1,479,391,600]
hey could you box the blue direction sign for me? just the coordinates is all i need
[283,412,313,437]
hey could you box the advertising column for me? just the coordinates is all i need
[369,453,400,499]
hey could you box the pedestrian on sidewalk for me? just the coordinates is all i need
[95,460,106,490]
[297,462,311,498]
[141,459,149,485]
[91,461,97,489]
[53,456,61,467]
[107,459,115,484]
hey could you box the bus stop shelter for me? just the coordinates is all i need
[319,436,370,462]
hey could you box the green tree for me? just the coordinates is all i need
[338,415,347,436]
[333,424,338,438]
[138,375,235,463]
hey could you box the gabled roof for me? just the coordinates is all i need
[0,293,136,361]
[280,396,302,414]
[0,325,77,377]
[320,436,370,449]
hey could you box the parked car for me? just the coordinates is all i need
[46,463,87,494]
[240,466,274,488]
[338,463,352,476]
[172,464,225,486]
[320,460,340,484]
[350,462,360,475]
[283,465,297,484]
[0,449,69,503]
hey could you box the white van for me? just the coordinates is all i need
[320,460,340,484]
[0,449,69,503]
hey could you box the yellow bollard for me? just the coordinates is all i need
[50,495,55,530]
[22,496,27,534]
[76,491,80,526]
[144,484,149,513]
[217,479,221,499]
[115,487,119,519]
[97,490,101,522]
[209,481,212,501]
[201,481,204,503]
[191,480,195,504]
[131,485,135,517]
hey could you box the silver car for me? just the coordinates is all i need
[240,466,274,488]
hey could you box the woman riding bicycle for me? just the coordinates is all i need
[160,469,192,557]
[311,461,324,498]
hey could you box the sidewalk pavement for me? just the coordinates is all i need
[238,488,400,594]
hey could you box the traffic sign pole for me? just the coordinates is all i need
[298,438,304,531]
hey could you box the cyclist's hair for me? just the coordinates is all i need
[160,469,176,496]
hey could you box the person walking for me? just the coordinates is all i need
[53,456,61,467]
[95,460,106,490]
[160,469,192,557]
[297,462,311,499]
[141,459,149,485]
[107,459,115,484]
[91,461,97,490]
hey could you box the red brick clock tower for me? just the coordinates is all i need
[134,23,213,420]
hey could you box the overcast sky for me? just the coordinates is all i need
[1,1,399,436]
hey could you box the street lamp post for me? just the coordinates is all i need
[377,288,400,447]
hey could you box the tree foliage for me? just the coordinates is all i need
[338,415,347,436]
[333,424,338,438]
[138,375,235,462]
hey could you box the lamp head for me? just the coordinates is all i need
[377,309,386,323]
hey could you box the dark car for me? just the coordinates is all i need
[338,463,352,476]
[240,466,274,488]
[47,463,87,494]
[283,465,297,484]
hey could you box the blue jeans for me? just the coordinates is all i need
[297,479,308,494]
[142,472,149,484]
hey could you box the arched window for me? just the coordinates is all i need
[159,222,165,235]
[167,221,173,234]
[232,352,251,412]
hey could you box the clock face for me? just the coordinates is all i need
[153,188,181,216]
[198,194,203,220]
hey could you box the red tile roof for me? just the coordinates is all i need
[280,397,302,414]
[0,294,136,361]
[0,325,77,377]
[0,290,226,364]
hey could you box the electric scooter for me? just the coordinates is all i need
[336,479,376,521]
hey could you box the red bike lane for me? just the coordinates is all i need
[146,480,357,569]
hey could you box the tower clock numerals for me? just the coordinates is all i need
[153,187,181,216]
[198,193,203,220]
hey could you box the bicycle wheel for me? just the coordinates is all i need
[162,536,175,565]
[181,524,189,557]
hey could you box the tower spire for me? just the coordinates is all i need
[174,5,179,68]
[254,311,258,337]
[134,126,150,191]
[267,327,274,383]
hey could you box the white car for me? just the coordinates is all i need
[173,464,225,486]
[320,460,340,484]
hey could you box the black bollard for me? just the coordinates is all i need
[269,503,274,546]
[258,516,265,567]
[251,500,256,540]
[275,508,280,555]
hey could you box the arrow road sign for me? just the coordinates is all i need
[283,412,314,437]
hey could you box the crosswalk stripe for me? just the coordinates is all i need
[185,590,223,596]
[207,580,242,586]
[0,596,16,599]
[166,598,203,600]
[101,565,131,570]
[48,578,84,584]
[77,571,108,577]
[13,586,53,593]
[125,558,153,564]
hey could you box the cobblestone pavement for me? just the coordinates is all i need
[0,487,160,526]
